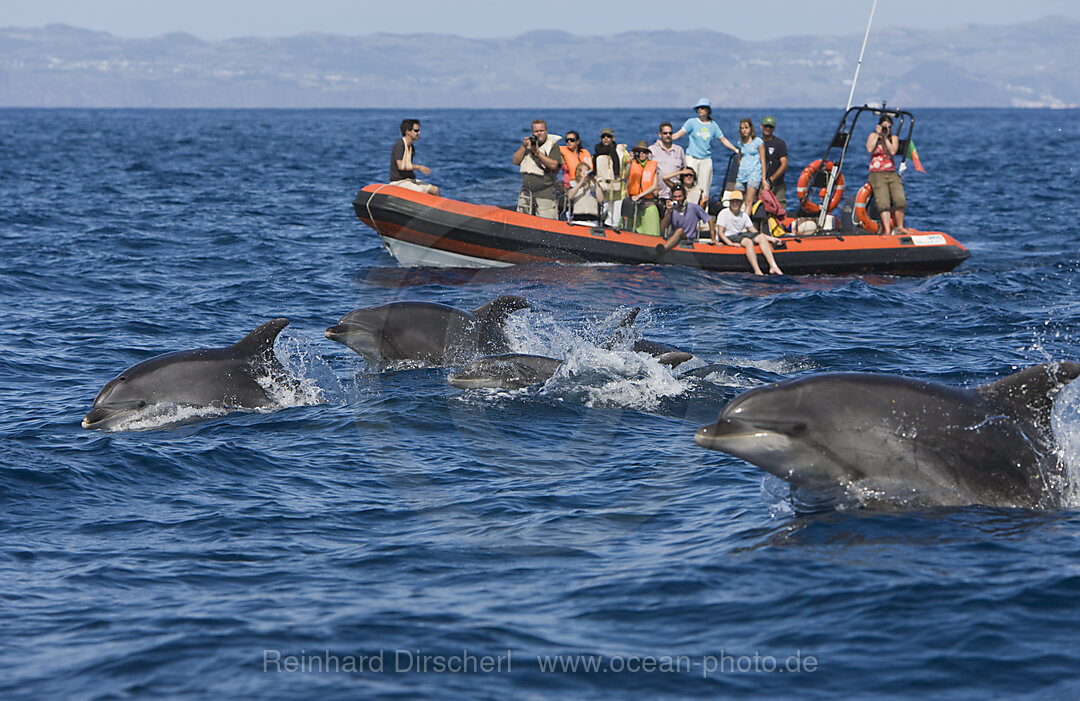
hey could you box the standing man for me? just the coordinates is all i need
[513,118,563,219]
[650,121,693,209]
[593,128,625,223]
[760,116,787,214]
[390,119,440,195]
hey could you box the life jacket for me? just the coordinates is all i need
[520,134,562,176]
[626,159,658,198]
[750,200,789,237]
[559,146,593,186]
[758,187,784,215]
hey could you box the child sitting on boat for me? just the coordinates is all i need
[715,190,783,276]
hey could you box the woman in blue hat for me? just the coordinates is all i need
[671,98,738,202]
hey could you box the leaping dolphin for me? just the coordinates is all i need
[325,295,530,367]
[82,318,294,430]
[695,362,1080,509]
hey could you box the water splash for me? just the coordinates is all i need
[496,307,689,410]
[271,331,343,406]
[1050,378,1080,507]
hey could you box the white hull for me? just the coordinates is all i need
[380,236,514,268]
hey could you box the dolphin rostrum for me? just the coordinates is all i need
[82,318,294,430]
[695,362,1080,509]
[325,295,530,367]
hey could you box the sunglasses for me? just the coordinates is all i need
[566,137,578,142]
[661,131,672,135]
[601,134,613,138]
[762,124,774,129]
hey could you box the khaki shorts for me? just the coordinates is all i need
[868,171,906,211]
[517,188,559,219]
[390,179,439,195]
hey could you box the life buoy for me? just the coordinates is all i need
[796,159,845,214]
[853,182,880,233]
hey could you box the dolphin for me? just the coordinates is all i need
[600,307,694,368]
[448,353,564,390]
[82,318,293,430]
[630,340,694,369]
[695,362,1080,509]
[447,344,692,391]
[325,295,530,367]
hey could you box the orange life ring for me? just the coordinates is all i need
[796,159,845,214]
[853,182,880,233]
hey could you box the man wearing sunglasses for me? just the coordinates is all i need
[650,121,694,210]
[390,119,440,196]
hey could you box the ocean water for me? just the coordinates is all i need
[2,107,1080,699]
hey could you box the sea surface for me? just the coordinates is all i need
[2,107,1080,699]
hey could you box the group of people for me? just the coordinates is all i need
[386,102,908,272]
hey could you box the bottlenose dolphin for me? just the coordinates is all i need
[448,344,693,391]
[630,340,694,369]
[600,307,694,368]
[448,353,564,390]
[695,362,1080,509]
[82,318,293,430]
[325,295,530,367]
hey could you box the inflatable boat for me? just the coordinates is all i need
[353,183,969,275]
[354,105,969,276]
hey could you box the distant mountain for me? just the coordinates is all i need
[1,19,1076,108]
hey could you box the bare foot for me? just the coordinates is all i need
[769,267,783,275]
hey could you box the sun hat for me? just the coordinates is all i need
[632,140,651,153]
[694,97,712,109]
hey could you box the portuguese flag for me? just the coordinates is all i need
[906,140,926,173]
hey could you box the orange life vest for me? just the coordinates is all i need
[559,146,593,186]
[627,159,658,198]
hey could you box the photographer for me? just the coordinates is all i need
[865,115,908,235]
[513,119,563,219]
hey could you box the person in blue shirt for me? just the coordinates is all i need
[734,117,769,211]
[656,184,716,255]
[671,98,738,203]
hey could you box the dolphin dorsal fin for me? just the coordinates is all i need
[974,361,1080,428]
[232,318,290,361]
[472,295,530,325]
[600,307,641,350]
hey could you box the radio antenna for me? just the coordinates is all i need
[845,0,879,111]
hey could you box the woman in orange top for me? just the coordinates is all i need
[559,131,593,188]
[620,141,661,235]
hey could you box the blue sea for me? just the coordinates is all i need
[3,107,1080,699]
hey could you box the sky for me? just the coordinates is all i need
[3,0,1079,41]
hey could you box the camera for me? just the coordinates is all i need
[529,135,539,148]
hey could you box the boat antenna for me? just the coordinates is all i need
[817,0,879,230]
[845,0,879,112]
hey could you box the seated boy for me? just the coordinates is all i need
[715,191,784,276]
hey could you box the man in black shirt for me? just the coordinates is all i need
[390,119,440,195]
